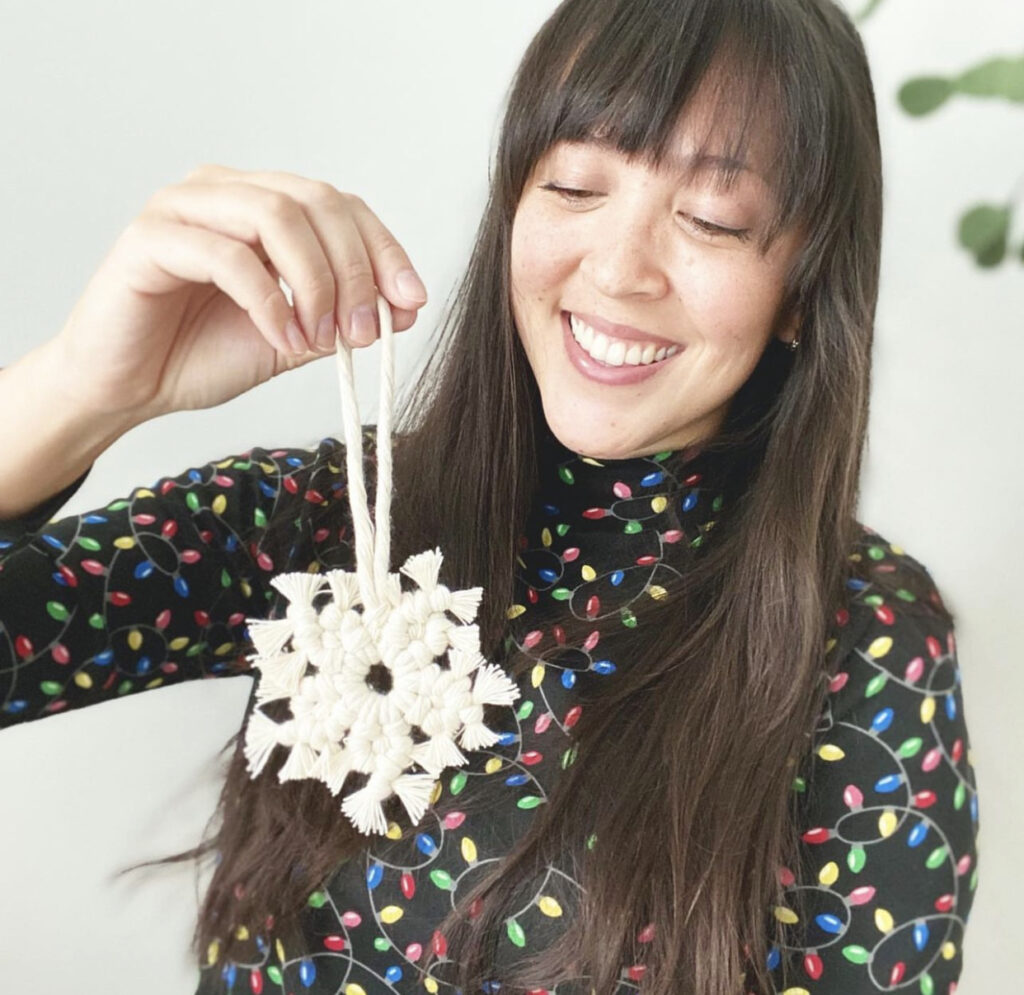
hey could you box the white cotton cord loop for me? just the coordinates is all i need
[332,293,397,611]
[241,290,521,836]
[372,295,395,601]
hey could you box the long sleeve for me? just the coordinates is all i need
[0,435,353,728]
[768,542,980,994]
[0,464,95,544]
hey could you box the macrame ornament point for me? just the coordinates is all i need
[242,294,519,835]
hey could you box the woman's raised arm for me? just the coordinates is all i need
[1,163,427,517]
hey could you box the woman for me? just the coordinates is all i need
[0,0,980,993]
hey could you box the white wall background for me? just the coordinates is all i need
[0,1,1018,991]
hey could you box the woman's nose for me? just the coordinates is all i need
[579,215,670,299]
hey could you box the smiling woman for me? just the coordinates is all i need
[511,119,807,456]
[0,0,981,994]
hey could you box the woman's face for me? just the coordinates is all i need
[510,117,806,460]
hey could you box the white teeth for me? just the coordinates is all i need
[605,340,626,366]
[568,312,678,367]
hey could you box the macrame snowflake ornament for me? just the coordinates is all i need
[242,294,519,836]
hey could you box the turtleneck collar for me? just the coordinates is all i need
[508,422,739,638]
[531,420,730,541]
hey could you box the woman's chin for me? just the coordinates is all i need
[540,405,647,460]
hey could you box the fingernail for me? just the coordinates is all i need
[284,317,307,355]
[315,312,336,350]
[350,305,377,346]
[396,269,427,303]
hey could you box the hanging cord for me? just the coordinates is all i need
[332,292,396,612]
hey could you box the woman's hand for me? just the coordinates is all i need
[49,163,428,423]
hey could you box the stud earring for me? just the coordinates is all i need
[787,336,800,352]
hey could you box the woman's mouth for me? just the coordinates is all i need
[561,311,682,385]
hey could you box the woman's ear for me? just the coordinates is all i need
[776,307,802,347]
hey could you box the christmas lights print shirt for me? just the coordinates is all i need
[0,426,980,995]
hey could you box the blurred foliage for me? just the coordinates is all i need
[958,204,1017,268]
[898,55,1024,116]
[857,0,1023,269]
[853,0,887,23]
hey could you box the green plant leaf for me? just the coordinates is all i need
[958,203,1012,267]
[853,0,886,23]
[898,76,954,116]
[957,55,1024,102]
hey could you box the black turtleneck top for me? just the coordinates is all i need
[0,426,979,994]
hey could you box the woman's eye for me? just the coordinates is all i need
[541,182,596,202]
[680,213,752,241]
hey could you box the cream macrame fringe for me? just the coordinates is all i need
[242,293,520,835]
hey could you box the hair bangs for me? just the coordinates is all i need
[507,0,836,258]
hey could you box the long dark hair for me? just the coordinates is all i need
[118,1,952,992]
